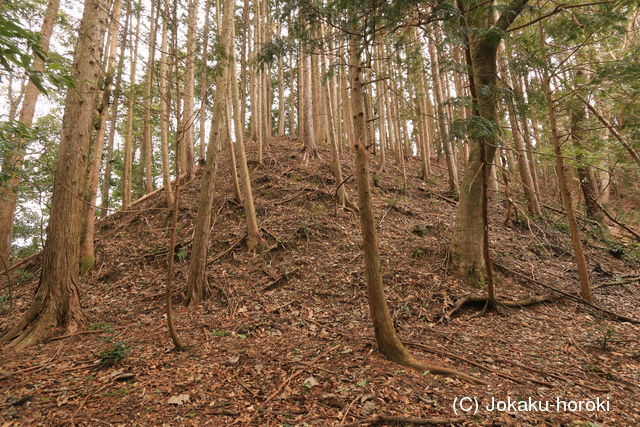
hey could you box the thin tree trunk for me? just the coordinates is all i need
[540,26,592,303]
[228,3,264,251]
[349,37,483,385]
[159,0,174,208]
[427,29,459,195]
[122,3,141,209]
[141,0,158,194]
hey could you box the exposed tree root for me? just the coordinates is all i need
[495,263,640,324]
[444,293,559,320]
[343,415,466,426]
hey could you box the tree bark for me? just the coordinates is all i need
[79,0,124,274]
[1,0,108,349]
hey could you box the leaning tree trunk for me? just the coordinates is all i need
[540,26,592,303]
[186,0,233,305]
[0,0,61,263]
[159,0,174,208]
[1,0,108,349]
[228,1,264,251]
[348,37,484,385]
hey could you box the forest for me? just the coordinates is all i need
[0,0,639,424]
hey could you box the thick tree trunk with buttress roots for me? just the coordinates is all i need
[1,0,108,349]
[349,38,484,385]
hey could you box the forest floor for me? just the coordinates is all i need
[1,138,639,426]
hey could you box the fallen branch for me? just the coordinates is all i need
[260,269,299,292]
[342,415,466,426]
[495,263,640,324]
[208,233,247,265]
[593,276,640,290]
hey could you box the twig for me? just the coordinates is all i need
[208,233,247,265]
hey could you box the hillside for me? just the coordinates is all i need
[1,138,639,425]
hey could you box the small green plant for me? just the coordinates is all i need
[553,221,569,233]
[102,385,133,397]
[411,248,425,259]
[16,269,33,282]
[89,322,114,333]
[597,327,615,351]
[98,341,129,366]
[176,246,188,261]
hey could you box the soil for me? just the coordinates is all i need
[1,138,639,425]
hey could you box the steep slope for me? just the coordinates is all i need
[1,138,639,425]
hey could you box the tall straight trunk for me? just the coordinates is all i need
[0,0,61,262]
[277,50,286,136]
[80,0,124,274]
[122,4,141,209]
[570,72,604,222]
[427,29,459,195]
[301,50,318,160]
[228,4,264,251]
[186,0,233,305]
[100,2,131,217]
[288,44,296,136]
[142,0,158,194]
[499,48,540,216]
[540,31,592,303]
[181,0,198,177]
[374,44,386,172]
[197,0,212,161]
[1,0,108,349]
[319,24,353,210]
[516,73,541,196]
[159,0,174,208]
[240,0,249,131]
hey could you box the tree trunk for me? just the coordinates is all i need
[540,26,593,303]
[349,37,483,385]
[79,0,124,274]
[228,3,264,251]
[186,0,232,305]
[1,0,108,349]
[0,0,61,262]
[141,0,158,194]
[159,0,174,208]
[427,29,459,195]
[122,3,141,209]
